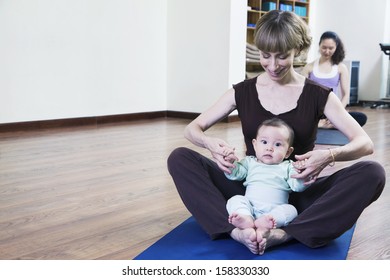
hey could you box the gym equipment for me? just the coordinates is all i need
[371,43,390,108]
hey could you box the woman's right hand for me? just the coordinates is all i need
[204,136,238,173]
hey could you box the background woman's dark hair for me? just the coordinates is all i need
[320,31,345,64]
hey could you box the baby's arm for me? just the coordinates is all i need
[287,161,309,192]
[224,157,250,181]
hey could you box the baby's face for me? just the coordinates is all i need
[252,125,292,164]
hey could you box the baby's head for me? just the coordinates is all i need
[252,118,294,164]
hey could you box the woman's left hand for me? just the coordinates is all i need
[292,150,331,185]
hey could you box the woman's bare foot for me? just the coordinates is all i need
[258,228,292,255]
[318,119,334,129]
[230,227,259,254]
[228,213,255,229]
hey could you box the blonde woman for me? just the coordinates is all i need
[168,11,385,255]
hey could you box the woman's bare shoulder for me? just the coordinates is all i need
[338,62,348,72]
[301,61,314,77]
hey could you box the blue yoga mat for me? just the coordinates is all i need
[315,128,349,145]
[134,217,355,260]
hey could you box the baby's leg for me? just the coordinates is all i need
[228,213,255,229]
[227,195,254,229]
[268,204,298,228]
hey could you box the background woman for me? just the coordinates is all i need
[301,31,367,128]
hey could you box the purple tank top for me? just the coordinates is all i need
[308,60,340,96]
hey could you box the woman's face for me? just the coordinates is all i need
[259,50,296,81]
[319,38,337,60]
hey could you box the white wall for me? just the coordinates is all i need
[228,0,248,97]
[0,0,246,124]
[1,0,389,124]
[0,0,167,123]
[166,0,246,113]
[308,0,390,100]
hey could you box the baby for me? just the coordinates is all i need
[225,118,308,240]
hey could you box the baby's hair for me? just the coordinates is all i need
[257,118,295,147]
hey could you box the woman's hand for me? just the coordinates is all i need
[292,150,331,185]
[204,136,238,173]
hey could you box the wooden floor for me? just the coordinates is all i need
[0,106,389,260]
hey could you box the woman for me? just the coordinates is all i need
[301,31,367,128]
[167,10,385,255]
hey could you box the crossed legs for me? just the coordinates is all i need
[168,148,385,254]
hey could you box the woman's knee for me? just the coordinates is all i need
[168,147,188,164]
[349,112,367,126]
[167,147,193,168]
[167,147,202,177]
[367,161,386,194]
[353,161,386,198]
[355,161,385,182]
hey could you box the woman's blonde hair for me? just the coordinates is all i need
[254,10,311,56]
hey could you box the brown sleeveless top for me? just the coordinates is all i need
[234,77,331,159]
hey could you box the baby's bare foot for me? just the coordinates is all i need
[254,215,276,230]
[254,215,276,238]
[228,213,255,229]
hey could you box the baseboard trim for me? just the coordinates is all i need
[0,111,166,133]
[0,111,239,133]
[166,111,239,123]
[166,111,200,120]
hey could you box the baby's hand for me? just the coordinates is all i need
[206,138,237,173]
[293,158,307,172]
[223,153,237,164]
